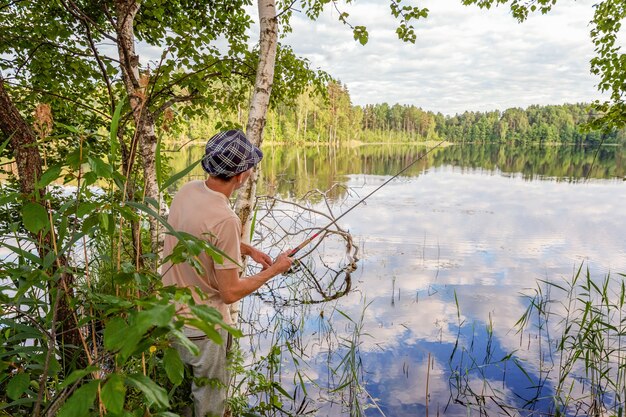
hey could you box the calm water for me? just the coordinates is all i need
[175,143,626,415]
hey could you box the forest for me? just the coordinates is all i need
[176,82,626,146]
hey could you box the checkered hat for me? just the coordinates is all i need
[201,130,263,177]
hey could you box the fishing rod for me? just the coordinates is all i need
[288,139,447,258]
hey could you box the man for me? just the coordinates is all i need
[162,129,293,417]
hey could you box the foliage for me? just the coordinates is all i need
[278,0,428,46]
[0,0,333,158]
[589,0,626,131]
[165,84,626,145]
[0,115,240,416]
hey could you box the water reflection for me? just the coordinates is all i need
[169,142,625,195]
[171,143,626,415]
[273,167,622,414]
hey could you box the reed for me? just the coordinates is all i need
[449,265,626,416]
[515,266,626,416]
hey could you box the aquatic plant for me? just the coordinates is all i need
[448,265,626,416]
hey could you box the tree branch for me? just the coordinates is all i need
[152,93,199,118]
[9,38,119,80]
[0,0,26,13]
[82,12,116,114]
[4,80,110,119]
[275,0,298,19]
[59,0,118,43]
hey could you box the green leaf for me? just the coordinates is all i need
[125,201,178,236]
[160,157,203,191]
[112,171,126,191]
[57,380,99,417]
[38,165,62,187]
[0,135,12,156]
[81,213,100,235]
[89,156,113,179]
[272,381,293,399]
[163,348,184,385]
[0,241,43,265]
[99,212,115,235]
[134,304,175,329]
[105,305,174,363]
[7,372,30,400]
[101,373,126,414]
[181,230,239,266]
[110,99,124,167]
[76,202,99,218]
[56,122,80,134]
[126,374,169,409]
[353,26,369,45]
[104,317,129,352]
[82,171,98,186]
[0,396,36,410]
[0,191,19,207]
[59,366,99,389]
[91,293,134,309]
[184,319,223,344]
[169,328,199,357]
[22,202,48,234]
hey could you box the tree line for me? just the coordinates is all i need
[173,82,626,145]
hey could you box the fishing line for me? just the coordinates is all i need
[288,139,447,258]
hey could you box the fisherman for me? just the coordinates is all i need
[162,129,293,417]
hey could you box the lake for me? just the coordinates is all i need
[173,142,626,416]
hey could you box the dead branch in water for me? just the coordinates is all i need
[250,184,359,306]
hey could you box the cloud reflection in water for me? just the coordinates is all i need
[242,164,626,415]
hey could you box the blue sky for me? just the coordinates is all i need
[271,0,607,115]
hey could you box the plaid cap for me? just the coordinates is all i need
[201,130,263,177]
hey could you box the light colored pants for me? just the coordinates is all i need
[175,326,232,417]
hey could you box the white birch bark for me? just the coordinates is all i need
[235,0,278,237]
[115,0,163,264]
[232,0,278,324]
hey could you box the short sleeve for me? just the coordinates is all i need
[211,216,242,270]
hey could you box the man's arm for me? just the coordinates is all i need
[214,252,293,304]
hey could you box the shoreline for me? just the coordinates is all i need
[165,139,623,148]
[262,139,452,147]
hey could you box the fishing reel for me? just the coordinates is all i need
[283,258,302,275]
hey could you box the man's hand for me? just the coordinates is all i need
[271,252,294,275]
[247,246,273,270]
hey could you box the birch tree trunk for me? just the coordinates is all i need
[232,0,278,324]
[115,0,163,265]
[235,0,278,237]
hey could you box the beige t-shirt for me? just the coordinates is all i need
[162,180,242,325]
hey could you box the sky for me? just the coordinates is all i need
[262,0,607,115]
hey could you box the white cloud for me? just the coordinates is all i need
[271,0,606,114]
